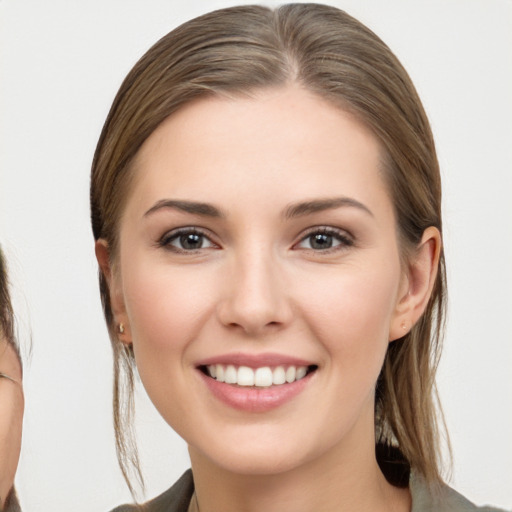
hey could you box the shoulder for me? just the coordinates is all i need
[110,470,194,512]
[411,473,508,512]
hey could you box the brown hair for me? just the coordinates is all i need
[91,3,447,494]
[0,248,21,369]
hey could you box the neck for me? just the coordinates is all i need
[188,423,410,512]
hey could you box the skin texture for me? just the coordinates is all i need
[0,339,23,509]
[97,86,440,512]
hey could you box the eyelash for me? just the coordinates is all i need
[158,227,217,253]
[295,227,354,253]
[157,226,354,254]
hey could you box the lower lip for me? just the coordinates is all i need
[198,370,314,413]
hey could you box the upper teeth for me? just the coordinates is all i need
[207,364,308,387]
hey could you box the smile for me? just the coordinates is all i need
[204,364,314,387]
[196,356,318,412]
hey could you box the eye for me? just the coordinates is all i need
[296,228,353,251]
[159,228,217,252]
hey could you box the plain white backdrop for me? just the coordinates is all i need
[1,1,511,510]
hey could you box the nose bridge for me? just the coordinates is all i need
[218,242,291,334]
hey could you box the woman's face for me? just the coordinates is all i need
[0,339,23,505]
[104,86,414,476]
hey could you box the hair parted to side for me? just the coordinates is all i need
[91,3,448,495]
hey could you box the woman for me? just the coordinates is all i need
[91,4,504,511]
[0,249,23,512]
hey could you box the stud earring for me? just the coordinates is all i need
[401,321,407,331]
[118,323,125,335]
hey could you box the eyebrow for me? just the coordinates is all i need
[144,196,373,220]
[144,199,223,218]
[284,197,373,218]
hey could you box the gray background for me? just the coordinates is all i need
[1,1,511,510]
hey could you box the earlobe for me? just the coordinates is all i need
[389,227,441,342]
[94,240,132,345]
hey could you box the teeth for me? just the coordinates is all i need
[238,366,254,386]
[254,367,273,387]
[206,364,310,387]
[272,366,286,385]
[225,365,237,384]
[296,366,307,380]
[285,366,296,383]
[215,364,225,383]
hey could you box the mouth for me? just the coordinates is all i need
[199,364,318,388]
[196,354,319,411]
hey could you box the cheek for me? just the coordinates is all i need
[296,263,400,366]
[124,263,210,350]
[119,258,217,420]
[120,251,224,382]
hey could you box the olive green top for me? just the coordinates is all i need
[110,469,506,512]
[2,488,21,512]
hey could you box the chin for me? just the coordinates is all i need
[187,425,330,478]
[206,447,308,476]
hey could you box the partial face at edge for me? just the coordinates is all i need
[98,86,436,476]
[0,337,23,506]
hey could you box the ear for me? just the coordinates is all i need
[95,240,132,345]
[389,227,441,342]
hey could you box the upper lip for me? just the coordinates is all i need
[196,352,316,369]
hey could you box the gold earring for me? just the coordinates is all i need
[118,323,125,335]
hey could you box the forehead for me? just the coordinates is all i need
[128,86,390,216]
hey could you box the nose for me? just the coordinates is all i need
[216,250,293,336]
